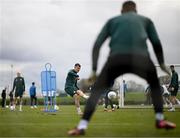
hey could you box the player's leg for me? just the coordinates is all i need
[19,96,23,111]
[146,70,164,117]
[109,99,114,111]
[30,96,33,108]
[133,58,176,129]
[73,94,82,115]
[34,96,37,108]
[163,96,168,107]
[104,92,109,111]
[168,89,178,111]
[1,98,4,108]
[76,90,89,99]
[166,96,173,108]
[169,96,176,111]
[81,65,114,121]
[14,93,18,110]
[65,87,82,114]
[175,97,180,105]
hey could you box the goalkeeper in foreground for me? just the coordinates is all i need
[68,0,176,136]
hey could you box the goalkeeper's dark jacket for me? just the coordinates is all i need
[92,11,164,71]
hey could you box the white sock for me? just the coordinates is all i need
[169,102,173,108]
[20,105,22,110]
[83,95,89,99]
[77,107,81,113]
[77,119,88,130]
[155,113,164,121]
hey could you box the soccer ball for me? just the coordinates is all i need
[10,106,14,111]
[54,105,59,110]
[113,104,117,108]
[108,91,117,100]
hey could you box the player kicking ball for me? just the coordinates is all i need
[68,1,176,136]
[65,63,89,115]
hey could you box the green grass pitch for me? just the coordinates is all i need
[0,105,180,137]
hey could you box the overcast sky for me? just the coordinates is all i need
[0,0,180,92]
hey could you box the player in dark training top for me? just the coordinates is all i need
[12,72,25,111]
[68,1,176,136]
[65,63,89,115]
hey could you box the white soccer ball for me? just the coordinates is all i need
[6,105,9,108]
[113,104,117,108]
[10,106,14,111]
[108,91,117,100]
[54,105,59,110]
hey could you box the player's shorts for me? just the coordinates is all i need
[15,91,23,98]
[30,95,37,99]
[170,88,178,96]
[65,87,78,97]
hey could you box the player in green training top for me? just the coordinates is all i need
[68,1,176,136]
[65,63,89,115]
[11,72,25,111]
[168,65,179,111]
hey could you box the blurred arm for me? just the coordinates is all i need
[22,78,25,92]
[147,20,171,75]
[147,20,164,65]
[92,21,110,72]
